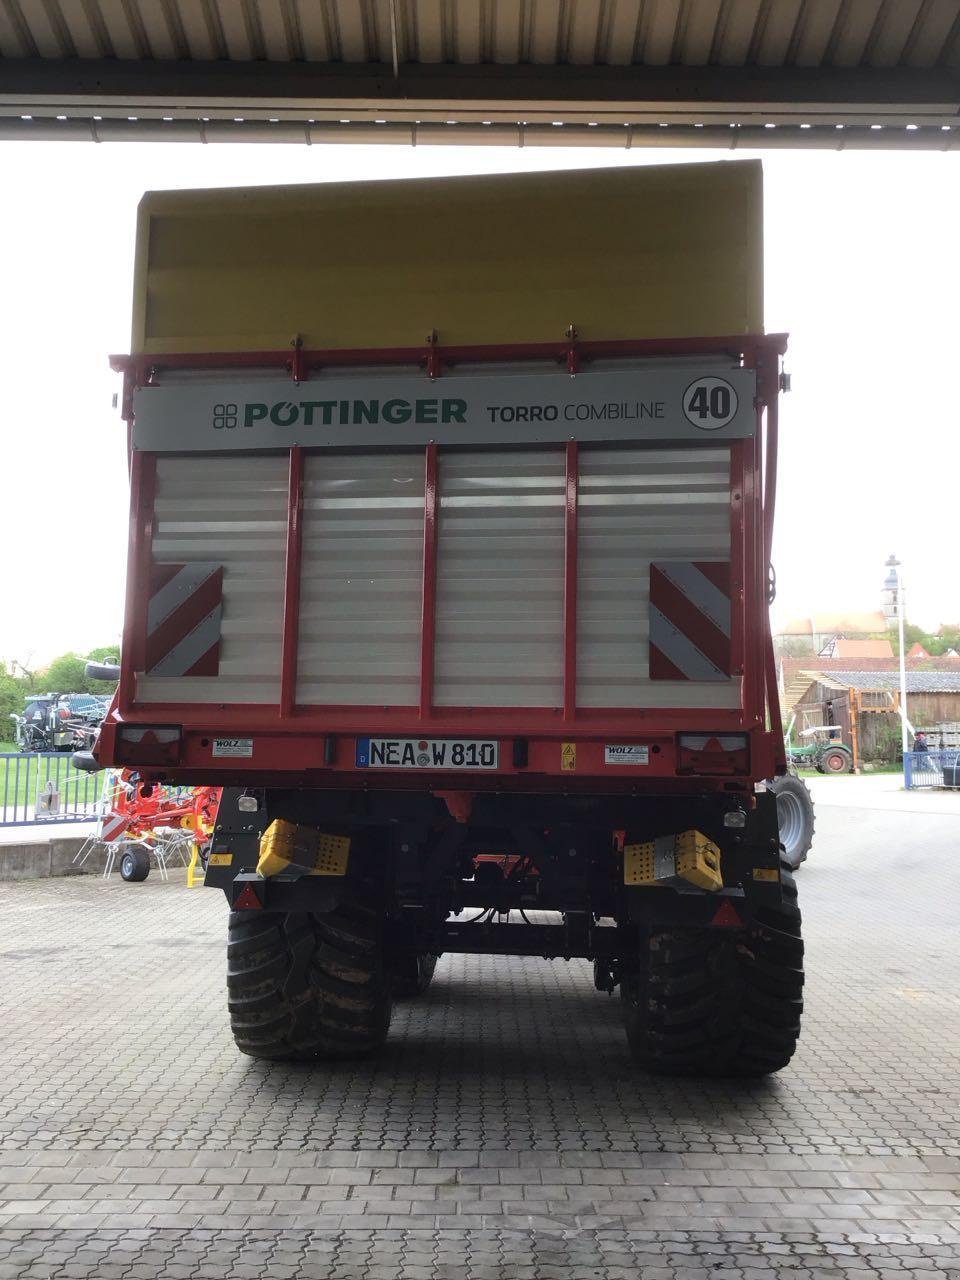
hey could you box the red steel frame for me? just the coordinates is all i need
[419,442,440,721]
[563,440,579,723]
[279,446,304,719]
[105,335,787,787]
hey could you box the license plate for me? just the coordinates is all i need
[356,738,500,770]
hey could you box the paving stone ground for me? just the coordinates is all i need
[1,792,958,1276]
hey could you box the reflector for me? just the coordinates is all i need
[234,883,264,911]
[711,900,743,928]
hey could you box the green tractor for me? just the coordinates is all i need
[786,724,854,775]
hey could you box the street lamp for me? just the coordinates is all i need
[882,554,909,763]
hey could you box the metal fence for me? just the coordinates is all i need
[904,750,960,790]
[0,752,103,826]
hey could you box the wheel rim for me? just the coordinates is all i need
[122,855,133,875]
[825,753,844,772]
[776,790,804,860]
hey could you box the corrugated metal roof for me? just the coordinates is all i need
[805,669,960,693]
[0,0,958,146]
[1,1,957,70]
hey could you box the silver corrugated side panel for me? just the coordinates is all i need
[434,450,565,708]
[136,442,741,714]
[577,446,737,709]
[137,454,287,704]
[296,453,425,706]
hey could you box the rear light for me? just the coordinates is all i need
[115,724,182,766]
[677,733,750,776]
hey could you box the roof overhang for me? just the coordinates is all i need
[1,0,957,149]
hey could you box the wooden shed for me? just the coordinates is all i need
[792,670,960,768]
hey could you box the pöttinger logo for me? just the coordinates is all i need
[212,403,239,430]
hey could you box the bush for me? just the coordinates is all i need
[871,721,902,764]
[0,675,23,732]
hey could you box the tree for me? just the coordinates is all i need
[933,624,960,656]
[39,647,121,694]
[888,623,939,658]
[775,636,817,659]
[43,653,89,693]
[0,673,24,740]
[87,644,121,666]
[9,656,37,685]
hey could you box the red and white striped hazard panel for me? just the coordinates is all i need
[100,812,131,844]
[648,561,732,682]
[145,563,223,677]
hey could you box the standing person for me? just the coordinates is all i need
[911,730,939,781]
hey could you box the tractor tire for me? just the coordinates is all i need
[392,953,438,998]
[621,866,804,1078]
[820,747,852,774]
[227,893,392,1061]
[120,847,151,882]
[769,774,815,869]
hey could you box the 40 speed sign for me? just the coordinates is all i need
[682,376,739,431]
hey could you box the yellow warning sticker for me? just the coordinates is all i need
[561,742,576,771]
[752,867,779,882]
[209,853,233,867]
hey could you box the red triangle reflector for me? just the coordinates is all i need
[234,883,263,911]
[711,900,743,928]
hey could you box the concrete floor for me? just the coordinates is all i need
[1,782,958,1277]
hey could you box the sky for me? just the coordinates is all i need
[0,140,958,667]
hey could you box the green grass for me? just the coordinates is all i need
[0,748,100,813]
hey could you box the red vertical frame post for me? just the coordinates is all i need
[118,450,157,716]
[728,440,747,716]
[758,342,786,754]
[756,393,772,727]
[739,347,767,731]
[759,345,780,569]
[419,442,439,720]
[279,446,305,719]
[563,440,580,720]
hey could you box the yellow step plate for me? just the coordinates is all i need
[675,830,724,892]
[257,819,351,878]
[624,830,723,892]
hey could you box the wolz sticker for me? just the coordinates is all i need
[605,745,649,766]
[212,738,254,758]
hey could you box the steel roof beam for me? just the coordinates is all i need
[0,56,956,109]
[0,57,956,144]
